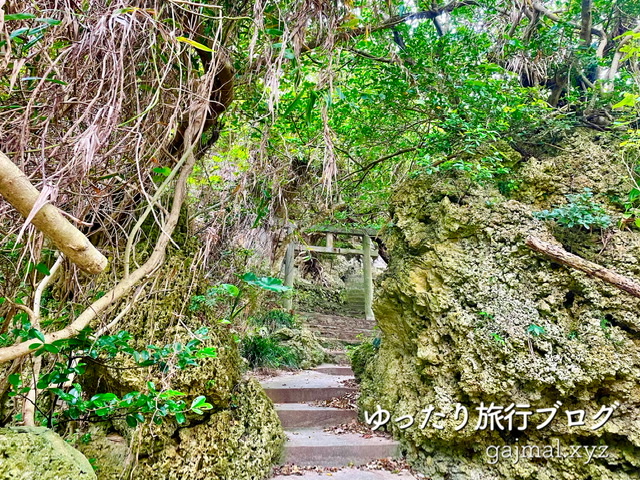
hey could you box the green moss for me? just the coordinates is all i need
[348,340,377,382]
[0,427,96,480]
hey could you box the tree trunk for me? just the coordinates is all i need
[580,0,593,45]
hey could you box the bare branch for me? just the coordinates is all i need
[526,236,640,306]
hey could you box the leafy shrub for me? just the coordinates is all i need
[6,327,216,428]
[249,309,298,332]
[533,188,612,229]
[241,334,299,369]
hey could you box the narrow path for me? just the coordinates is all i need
[261,364,416,479]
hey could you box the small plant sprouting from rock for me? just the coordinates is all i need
[527,324,546,336]
[533,188,612,230]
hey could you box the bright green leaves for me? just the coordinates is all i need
[613,93,639,109]
[4,13,37,21]
[190,395,213,415]
[1,14,61,51]
[152,166,172,176]
[4,325,217,428]
[533,188,612,230]
[265,28,284,36]
[241,273,291,293]
[8,373,21,388]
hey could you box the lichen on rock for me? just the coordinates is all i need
[358,129,640,479]
[0,427,96,480]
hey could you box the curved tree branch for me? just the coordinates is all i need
[0,152,107,275]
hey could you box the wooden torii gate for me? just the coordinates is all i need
[283,225,379,321]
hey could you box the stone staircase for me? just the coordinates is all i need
[262,364,414,479]
[299,312,376,343]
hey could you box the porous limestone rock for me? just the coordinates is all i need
[130,379,284,480]
[0,427,96,480]
[358,129,640,479]
[272,326,327,368]
[76,250,285,480]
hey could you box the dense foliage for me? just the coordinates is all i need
[0,0,639,454]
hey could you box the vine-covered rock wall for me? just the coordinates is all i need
[358,130,640,479]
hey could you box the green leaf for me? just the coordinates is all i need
[175,412,186,424]
[29,329,45,342]
[21,76,67,85]
[125,415,138,428]
[305,91,317,125]
[35,18,62,25]
[527,324,545,336]
[190,395,213,414]
[242,273,291,293]
[35,263,51,276]
[152,166,172,176]
[195,347,218,358]
[90,392,118,403]
[191,395,207,409]
[159,390,186,399]
[8,373,21,387]
[265,28,283,36]
[42,343,60,354]
[4,13,37,21]
[221,284,240,297]
[613,93,638,109]
[176,36,213,52]
[282,87,308,117]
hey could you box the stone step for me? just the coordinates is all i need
[282,428,401,467]
[324,349,350,365]
[265,386,355,403]
[261,370,356,404]
[276,403,357,428]
[272,469,416,480]
[313,364,354,376]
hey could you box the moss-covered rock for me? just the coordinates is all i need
[131,379,284,480]
[0,427,96,480]
[359,129,640,479]
[349,340,377,382]
[76,251,285,479]
[73,428,129,480]
[272,326,327,369]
